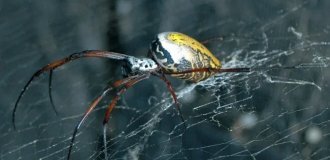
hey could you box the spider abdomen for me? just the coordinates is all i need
[149,32,222,82]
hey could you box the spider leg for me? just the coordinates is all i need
[13,50,132,129]
[48,70,58,116]
[67,86,112,160]
[67,75,139,160]
[160,67,250,127]
[153,73,187,129]
[167,66,304,75]
[102,74,149,159]
[166,67,251,75]
[103,74,148,124]
[212,68,251,73]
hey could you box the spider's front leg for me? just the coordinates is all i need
[13,50,132,129]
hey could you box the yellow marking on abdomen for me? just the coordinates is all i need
[166,32,221,68]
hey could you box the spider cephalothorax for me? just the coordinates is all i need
[13,32,250,159]
[122,57,158,77]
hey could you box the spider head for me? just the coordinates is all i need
[122,57,158,76]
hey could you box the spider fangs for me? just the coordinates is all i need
[13,32,250,159]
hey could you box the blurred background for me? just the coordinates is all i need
[1,0,330,159]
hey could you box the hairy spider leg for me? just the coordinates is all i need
[102,74,149,160]
[13,50,131,129]
[153,73,187,129]
[48,70,58,115]
[67,75,141,160]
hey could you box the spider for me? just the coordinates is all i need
[13,32,250,159]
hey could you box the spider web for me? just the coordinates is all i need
[1,0,330,160]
